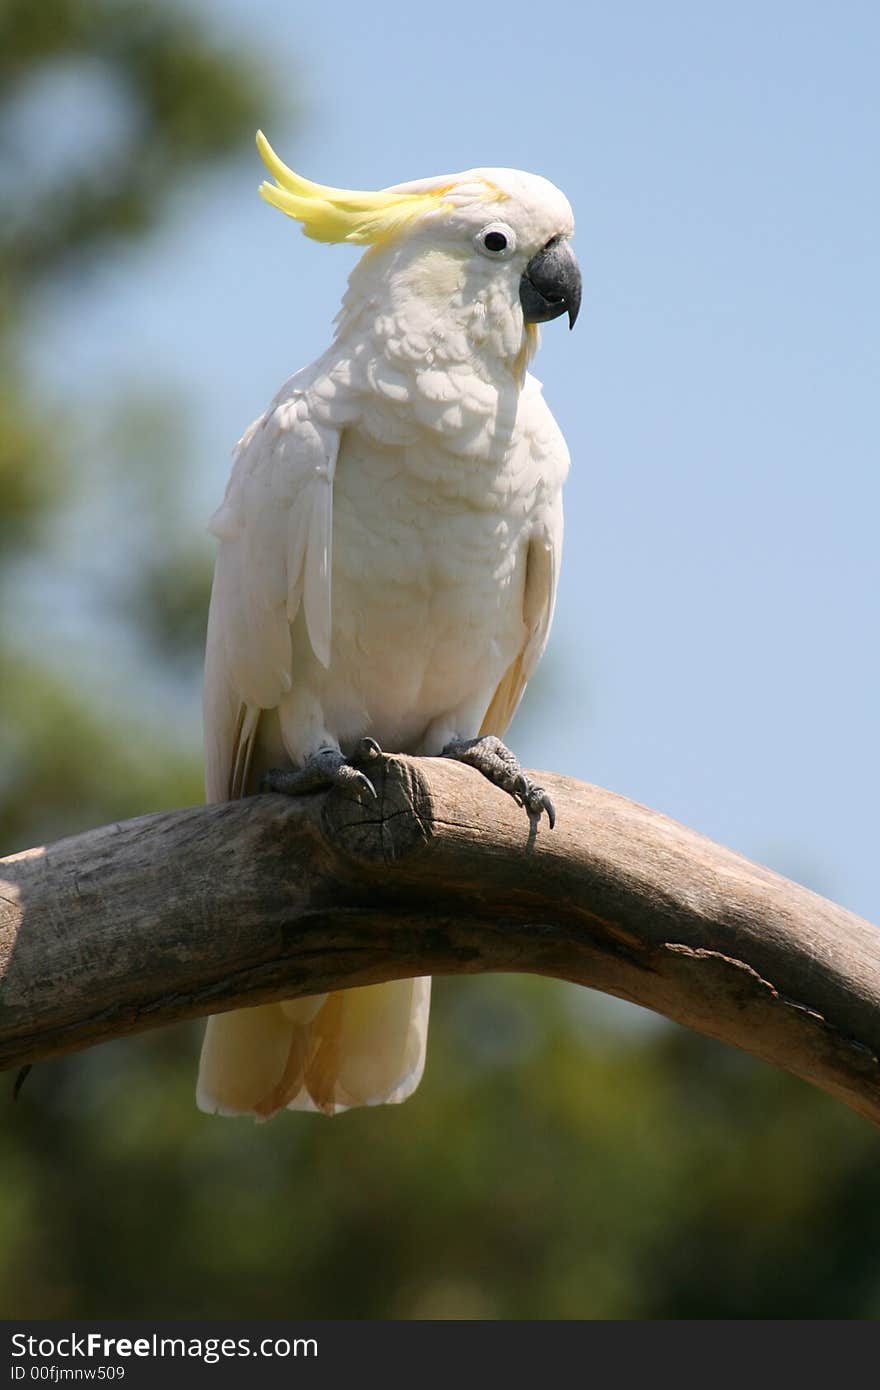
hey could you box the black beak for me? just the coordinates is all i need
[519,237,582,329]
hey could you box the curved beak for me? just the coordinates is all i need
[519,237,582,329]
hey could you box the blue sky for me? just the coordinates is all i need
[20,0,879,923]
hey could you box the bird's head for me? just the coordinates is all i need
[256,133,581,374]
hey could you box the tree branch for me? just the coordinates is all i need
[1,756,879,1123]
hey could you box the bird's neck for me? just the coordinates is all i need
[334,247,540,387]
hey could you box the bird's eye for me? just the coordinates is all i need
[475,222,516,258]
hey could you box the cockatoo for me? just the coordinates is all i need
[197,133,580,1119]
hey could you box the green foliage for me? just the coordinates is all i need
[0,659,203,852]
[0,385,63,551]
[4,982,880,1319]
[0,0,270,850]
[0,0,268,286]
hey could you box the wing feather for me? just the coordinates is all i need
[202,393,340,802]
[480,507,562,738]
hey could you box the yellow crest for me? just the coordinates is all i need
[256,132,456,245]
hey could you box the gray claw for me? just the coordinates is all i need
[356,737,383,762]
[513,773,555,828]
[531,789,556,830]
[346,768,378,799]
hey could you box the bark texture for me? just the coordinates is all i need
[1,756,878,1123]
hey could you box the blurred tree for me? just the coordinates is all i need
[0,0,271,848]
[1,0,879,1325]
[4,977,880,1319]
[0,0,267,284]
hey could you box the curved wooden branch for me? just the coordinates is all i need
[1,756,879,1123]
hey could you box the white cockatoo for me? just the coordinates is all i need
[197,133,580,1119]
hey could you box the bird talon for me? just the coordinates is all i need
[356,737,383,762]
[442,735,558,830]
[259,750,377,801]
[518,779,555,830]
[351,771,378,799]
[535,792,556,830]
[260,768,287,794]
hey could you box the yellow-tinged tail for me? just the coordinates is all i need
[197,978,431,1118]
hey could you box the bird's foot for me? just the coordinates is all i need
[441,735,555,829]
[261,738,382,800]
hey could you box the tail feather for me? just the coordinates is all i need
[197,978,431,1119]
